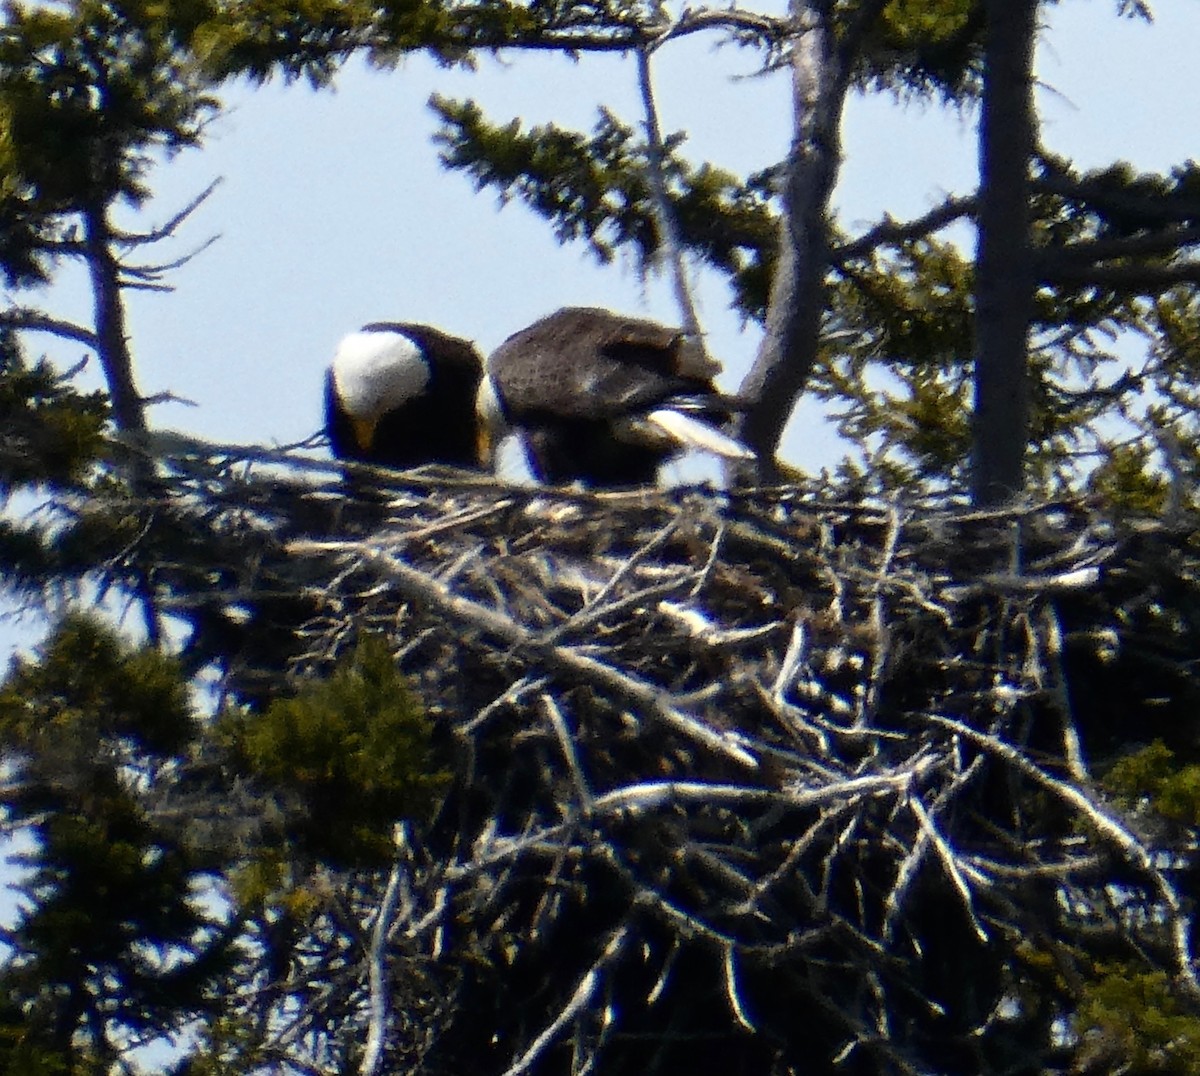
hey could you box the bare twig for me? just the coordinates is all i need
[923,711,1200,1001]
[111,179,224,247]
[541,693,593,810]
[636,46,705,347]
[288,538,760,768]
[499,925,630,1076]
[832,195,978,262]
[360,825,411,1076]
[0,308,99,348]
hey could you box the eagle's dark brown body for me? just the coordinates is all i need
[480,307,749,486]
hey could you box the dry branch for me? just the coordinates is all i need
[78,434,1200,1074]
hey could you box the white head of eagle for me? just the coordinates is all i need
[477,307,752,487]
[325,322,484,469]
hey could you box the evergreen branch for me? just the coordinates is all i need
[833,0,892,75]
[1033,171,1200,227]
[1039,260,1200,289]
[507,7,788,52]
[1034,225,1200,276]
[120,234,222,283]
[832,195,977,261]
[652,6,787,45]
[0,308,99,348]
[328,6,790,59]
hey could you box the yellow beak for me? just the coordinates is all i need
[351,414,378,453]
[477,424,494,468]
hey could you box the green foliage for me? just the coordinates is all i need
[0,0,218,285]
[1048,157,1200,240]
[854,0,983,100]
[431,95,776,317]
[189,0,397,84]
[189,0,550,84]
[819,237,974,486]
[0,612,196,760]
[1119,289,1200,511]
[1155,288,1200,381]
[1086,441,1169,513]
[433,97,657,261]
[0,614,222,1070]
[0,333,107,492]
[1105,740,1200,828]
[0,329,113,601]
[218,632,448,869]
[1074,964,1200,1073]
[816,153,1200,495]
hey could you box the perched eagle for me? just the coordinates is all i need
[324,322,484,468]
[477,307,753,486]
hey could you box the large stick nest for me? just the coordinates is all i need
[80,437,1200,1073]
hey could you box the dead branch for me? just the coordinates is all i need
[77,434,1200,1073]
[1,307,99,348]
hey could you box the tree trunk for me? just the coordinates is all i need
[736,1,890,481]
[971,0,1037,505]
[83,199,146,435]
[735,3,846,482]
[83,198,161,641]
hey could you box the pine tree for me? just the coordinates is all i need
[3,1,1200,1073]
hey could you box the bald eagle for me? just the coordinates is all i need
[477,307,752,486]
[325,322,483,468]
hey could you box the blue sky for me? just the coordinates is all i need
[0,0,1197,1021]
[24,0,1199,482]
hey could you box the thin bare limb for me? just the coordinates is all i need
[0,308,99,348]
[110,179,224,247]
[636,46,705,346]
[542,693,593,810]
[119,233,221,282]
[923,711,1200,1001]
[499,925,630,1076]
[832,196,978,262]
[360,826,410,1076]
[287,538,760,768]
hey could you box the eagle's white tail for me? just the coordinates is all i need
[645,408,755,461]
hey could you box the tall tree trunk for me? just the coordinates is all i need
[83,198,160,642]
[736,6,841,482]
[83,200,146,436]
[735,0,885,482]
[971,0,1037,505]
